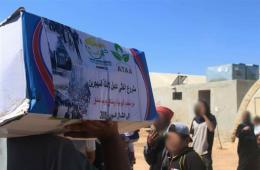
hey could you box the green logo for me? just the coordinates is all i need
[85,37,108,59]
[111,43,129,62]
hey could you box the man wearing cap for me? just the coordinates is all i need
[144,106,174,170]
[161,123,206,170]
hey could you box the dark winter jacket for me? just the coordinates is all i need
[144,135,165,170]
[161,147,206,170]
[236,123,258,170]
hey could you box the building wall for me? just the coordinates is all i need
[236,80,256,110]
[149,73,206,89]
[241,81,260,116]
[151,80,254,141]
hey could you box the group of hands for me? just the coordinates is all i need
[64,120,119,140]
[65,120,162,148]
[64,120,131,170]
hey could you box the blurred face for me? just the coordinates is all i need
[194,102,206,116]
[241,111,251,123]
[154,114,170,130]
[165,132,188,155]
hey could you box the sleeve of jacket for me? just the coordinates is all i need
[143,135,165,166]
[190,119,194,136]
[185,152,206,170]
[236,124,244,139]
[236,124,256,142]
[143,145,157,165]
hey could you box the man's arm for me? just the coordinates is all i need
[100,134,129,170]
[203,115,216,132]
[143,130,159,165]
[236,124,255,141]
[65,121,130,170]
[86,151,95,164]
[85,140,96,164]
[190,120,194,136]
[143,145,157,165]
[236,124,244,138]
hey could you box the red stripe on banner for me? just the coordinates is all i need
[32,21,55,97]
[130,49,150,120]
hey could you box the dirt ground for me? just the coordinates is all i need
[134,129,238,170]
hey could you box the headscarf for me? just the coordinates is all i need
[156,106,174,121]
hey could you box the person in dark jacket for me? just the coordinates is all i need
[144,106,174,170]
[3,121,130,170]
[190,100,217,170]
[161,123,206,170]
[236,111,258,170]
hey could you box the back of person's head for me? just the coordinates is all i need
[156,106,174,120]
[154,106,174,130]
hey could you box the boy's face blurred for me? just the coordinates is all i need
[194,102,206,117]
[165,132,187,155]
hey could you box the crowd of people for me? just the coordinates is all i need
[142,101,260,170]
[1,100,260,170]
[144,100,216,170]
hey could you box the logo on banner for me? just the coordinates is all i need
[85,37,111,68]
[111,43,130,62]
[111,43,132,74]
[117,63,132,74]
